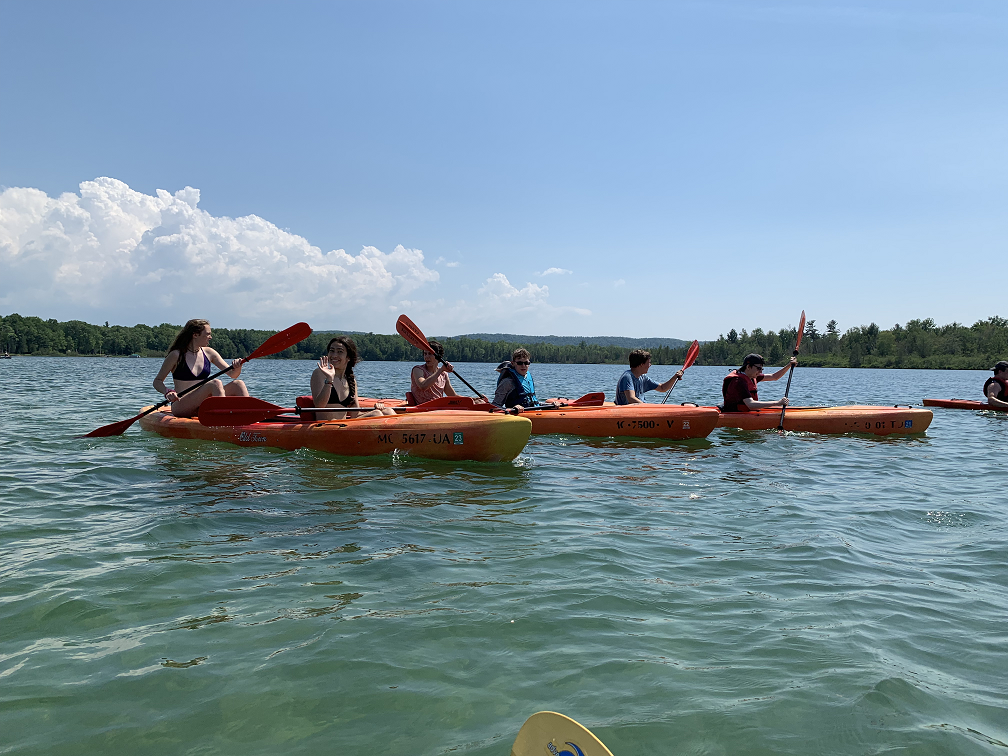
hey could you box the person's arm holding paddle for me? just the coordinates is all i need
[204,346,244,380]
[760,358,796,383]
[154,350,182,404]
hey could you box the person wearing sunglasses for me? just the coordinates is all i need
[720,352,797,412]
[492,348,539,411]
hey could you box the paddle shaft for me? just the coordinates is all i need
[777,356,797,429]
[661,340,700,404]
[439,360,487,401]
[778,311,806,430]
[660,375,683,405]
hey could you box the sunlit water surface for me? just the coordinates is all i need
[1,357,1005,755]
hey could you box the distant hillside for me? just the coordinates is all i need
[460,333,690,349]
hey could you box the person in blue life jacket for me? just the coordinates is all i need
[614,349,684,405]
[984,361,1008,409]
[492,348,539,411]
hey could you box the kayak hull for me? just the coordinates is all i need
[923,398,1008,413]
[139,407,531,462]
[717,405,932,435]
[525,404,719,439]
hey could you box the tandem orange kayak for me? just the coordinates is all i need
[923,398,1008,413]
[138,406,532,462]
[717,405,932,435]
[523,403,719,439]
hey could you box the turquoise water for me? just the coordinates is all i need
[2,357,1005,755]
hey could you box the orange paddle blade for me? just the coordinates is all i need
[570,392,606,406]
[396,314,434,352]
[396,314,434,353]
[794,310,806,354]
[683,339,700,369]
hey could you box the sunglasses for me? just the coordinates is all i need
[514,360,530,366]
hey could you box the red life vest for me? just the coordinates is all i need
[983,375,1008,401]
[721,370,759,412]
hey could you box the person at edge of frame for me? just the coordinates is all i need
[983,360,1008,409]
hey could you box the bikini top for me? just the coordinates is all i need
[328,379,356,407]
[172,348,212,382]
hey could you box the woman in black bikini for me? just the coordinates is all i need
[153,319,249,417]
[310,336,395,420]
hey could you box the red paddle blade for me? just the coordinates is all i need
[683,340,700,369]
[248,322,312,360]
[198,396,290,426]
[570,392,606,406]
[794,310,806,353]
[81,413,144,438]
[396,314,434,353]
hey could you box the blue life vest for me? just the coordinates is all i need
[496,362,537,408]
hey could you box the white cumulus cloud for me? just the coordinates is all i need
[0,177,438,329]
[539,267,572,276]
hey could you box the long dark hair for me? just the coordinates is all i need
[327,336,360,400]
[168,319,209,356]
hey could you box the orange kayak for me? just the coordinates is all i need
[923,398,1008,413]
[717,405,932,435]
[139,406,531,462]
[523,403,719,439]
[358,396,718,440]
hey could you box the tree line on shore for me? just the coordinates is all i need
[2,313,1006,369]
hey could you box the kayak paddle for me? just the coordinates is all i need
[535,392,606,409]
[778,309,806,431]
[396,314,488,401]
[82,322,312,438]
[510,711,613,756]
[198,394,502,425]
[661,339,700,404]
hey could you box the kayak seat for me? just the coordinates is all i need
[296,395,316,421]
[406,391,417,406]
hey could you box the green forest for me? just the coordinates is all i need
[2,313,1006,369]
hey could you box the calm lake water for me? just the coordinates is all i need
[1,357,1005,755]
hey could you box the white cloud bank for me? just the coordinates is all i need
[0,178,438,329]
[0,177,590,333]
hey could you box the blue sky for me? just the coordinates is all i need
[1,1,1005,339]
